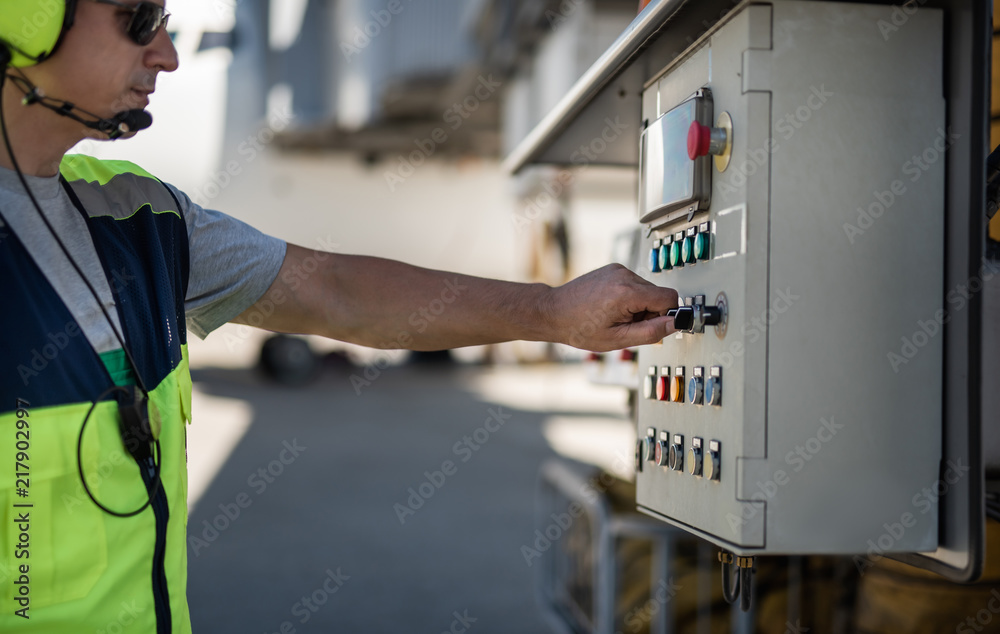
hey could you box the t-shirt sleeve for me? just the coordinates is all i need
[166,184,287,339]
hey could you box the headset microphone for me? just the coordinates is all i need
[13,73,153,140]
[87,108,153,139]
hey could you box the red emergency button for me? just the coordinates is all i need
[687,121,729,161]
[688,121,712,160]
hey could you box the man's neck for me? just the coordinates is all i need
[1,76,92,177]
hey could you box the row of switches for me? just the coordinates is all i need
[649,222,712,272]
[637,429,721,481]
[644,365,722,406]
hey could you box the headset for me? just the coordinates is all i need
[0,0,153,139]
[0,0,161,516]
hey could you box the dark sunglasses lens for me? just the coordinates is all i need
[130,4,165,45]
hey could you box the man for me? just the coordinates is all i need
[0,1,678,632]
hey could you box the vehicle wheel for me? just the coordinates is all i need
[259,334,319,385]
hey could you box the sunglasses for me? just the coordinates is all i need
[92,0,171,46]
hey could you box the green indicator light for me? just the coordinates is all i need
[659,244,671,270]
[682,236,696,263]
[669,242,683,268]
[694,233,709,260]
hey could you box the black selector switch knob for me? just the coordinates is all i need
[668,307,695,331]
[702,305,722,327]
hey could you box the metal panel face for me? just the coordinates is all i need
[634,1,945,555]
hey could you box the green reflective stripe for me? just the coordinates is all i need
[99,349,137,386]
[60,155,159,186]
[0,346,193,633]
[60,155,181,222]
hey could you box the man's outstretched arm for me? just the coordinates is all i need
[231,243,679,352]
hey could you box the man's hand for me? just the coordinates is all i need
[232,245,678,353]
[542,264,679,352]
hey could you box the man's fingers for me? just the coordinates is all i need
[617,313,676,347]
[625,281,679,316]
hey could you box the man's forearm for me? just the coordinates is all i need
[234,243,679,353]
[236,244,557,350]
[313,252,557,350]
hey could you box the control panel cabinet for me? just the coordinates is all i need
[635,1,945,555]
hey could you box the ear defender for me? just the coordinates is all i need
[0,0,77,68]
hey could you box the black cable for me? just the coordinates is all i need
[5,69,138,140]
[721,554,740,604]
[739,564,753,613]
[0,69,149,398]
[987,143,1000,220]
[77,385,162,517]
[1,65,161,516]
[987,506,1000,523]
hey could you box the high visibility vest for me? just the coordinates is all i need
[0,155,193,633]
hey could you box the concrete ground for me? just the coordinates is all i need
[184,329,635,634]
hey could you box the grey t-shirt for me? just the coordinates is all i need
[0,163,287,353]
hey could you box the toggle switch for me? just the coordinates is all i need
[655,431,670,467]
[707,366,723,406]
[670,367,685,403]
[688,366,705,405]
[687,437,704,477]
[682,227,698,264]
[707,440,722,481]
[668,434,684,471]
[668,306,693,331]
[649,239,661,273]
[656,366,670,401]
[669,232,684,268]
[668,299,724,334]
[695,222,711,260]
[658,240,671,271]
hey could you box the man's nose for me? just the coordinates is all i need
[145,26,179,73]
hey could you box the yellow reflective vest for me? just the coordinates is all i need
[1,155,193,633]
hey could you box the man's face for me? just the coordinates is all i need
[26,0,178,124]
